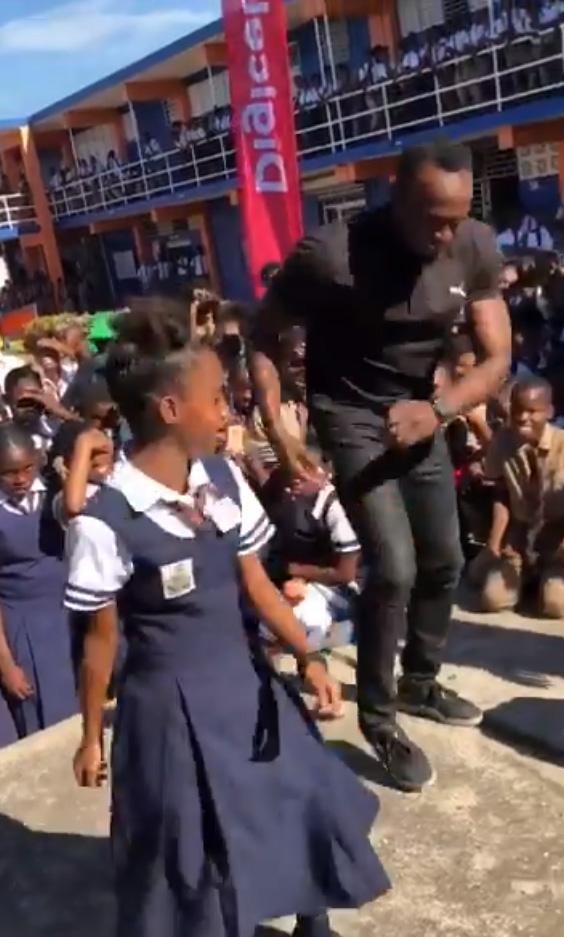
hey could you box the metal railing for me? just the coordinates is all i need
[48,25,564,221]
[0,192,37,230]
[48,136,236,220]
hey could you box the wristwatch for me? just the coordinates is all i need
[431,396,456,427]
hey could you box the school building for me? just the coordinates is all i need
[1,0,564,309]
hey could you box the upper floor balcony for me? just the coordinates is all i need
[47,23,564,223]
[0,192,37,239]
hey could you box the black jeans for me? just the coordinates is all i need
[310,397,464,727]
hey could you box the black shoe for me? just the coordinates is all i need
[359,719,435,792]
[292,913,339,937]
[397,678,483,727]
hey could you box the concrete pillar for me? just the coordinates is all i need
[19,125,63,289]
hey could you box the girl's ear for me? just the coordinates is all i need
[158,394,180,427]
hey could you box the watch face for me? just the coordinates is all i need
[432,399,450,425]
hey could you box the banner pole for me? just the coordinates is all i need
[222,0,303,296]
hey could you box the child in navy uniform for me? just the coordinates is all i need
[259,467,360,651]
[4,365,73,460]
[68,303,389,937]
[52,424,117,680]
[0,423,76,743]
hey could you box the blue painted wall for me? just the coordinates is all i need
[100,228,139,303]
[38,148,63,185]
[291,23,320,79]
[364,178,392,208]
[302,194,320,232]
[207,198,252,301]
[519,176,560,220]
[347,18,371,72]
[132,100,171,151]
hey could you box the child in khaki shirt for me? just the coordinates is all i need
[470,377,564,618]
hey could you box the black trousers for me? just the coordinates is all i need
[310,396,464,726]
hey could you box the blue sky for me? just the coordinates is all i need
[0,0,221,120]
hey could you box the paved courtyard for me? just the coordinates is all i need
[0,606,563,937]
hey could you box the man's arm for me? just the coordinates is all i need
[251,232,334,476]
[387,296,511,448]
[254,232,332,341]
[388,223,511,448]
[249,350,322,478]
[442,222,511,413]
[439,296,511,415]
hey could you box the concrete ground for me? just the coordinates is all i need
[0,606,563,937]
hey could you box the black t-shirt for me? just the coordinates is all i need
[267,205,501,409]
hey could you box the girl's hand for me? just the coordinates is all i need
[303,660,343,718]
[73,740,106,788]
[1,663,34,700]
[78,427,112,453]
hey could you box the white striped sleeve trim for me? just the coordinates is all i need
[238,515,275,556]
[64,515,132,611]
[226,460,275,557]
[325,496,360,554]
[65,583,117,612]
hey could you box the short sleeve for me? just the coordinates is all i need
[51,491,66,530]
[465,222,502,304]
[259,227,344,328]
[313,486,360,553]
[226,461,275,556]
[65,515,133,611]
[484,429,510,481]
[325,498,360,553]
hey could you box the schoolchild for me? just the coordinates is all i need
[0,422,75,741]
[69,303,389,937]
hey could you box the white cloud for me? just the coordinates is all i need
[0,0,215,54]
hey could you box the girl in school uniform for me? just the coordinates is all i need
[0,423,76,742]
[69,303,389,937]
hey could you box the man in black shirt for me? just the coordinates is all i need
[252,139,511,792]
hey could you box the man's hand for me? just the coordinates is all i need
[386,400,439,449]
[1,663,34,700]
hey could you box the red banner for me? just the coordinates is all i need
[0,304,37,339]
[222,0,303,296]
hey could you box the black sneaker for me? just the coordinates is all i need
[359,720,435,792]
[397,678,483,727]
[292,913,339,937]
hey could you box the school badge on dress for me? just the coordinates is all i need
[160,559,196,599]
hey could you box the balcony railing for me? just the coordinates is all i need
[48,25,564,222]
[0,192,37,230]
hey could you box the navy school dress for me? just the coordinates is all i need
[0,489,76,740]
[73,457,389,937]
[262,483,349,584]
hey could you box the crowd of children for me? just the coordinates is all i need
[0,271,562,931]
[0,269,563,750]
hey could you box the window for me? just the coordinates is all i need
[320,19,350,67]
[73,125,117,165]
[321,188,366,225]
[471,177,492,220]
[397,0,444,37]
[288,41,301,77]
[189,70,230,117]
[517,144,559,181]
[443,0,469,22]
[163,97,189,126]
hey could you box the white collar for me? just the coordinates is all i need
[0,474,46,508]
[110,459,211,513]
